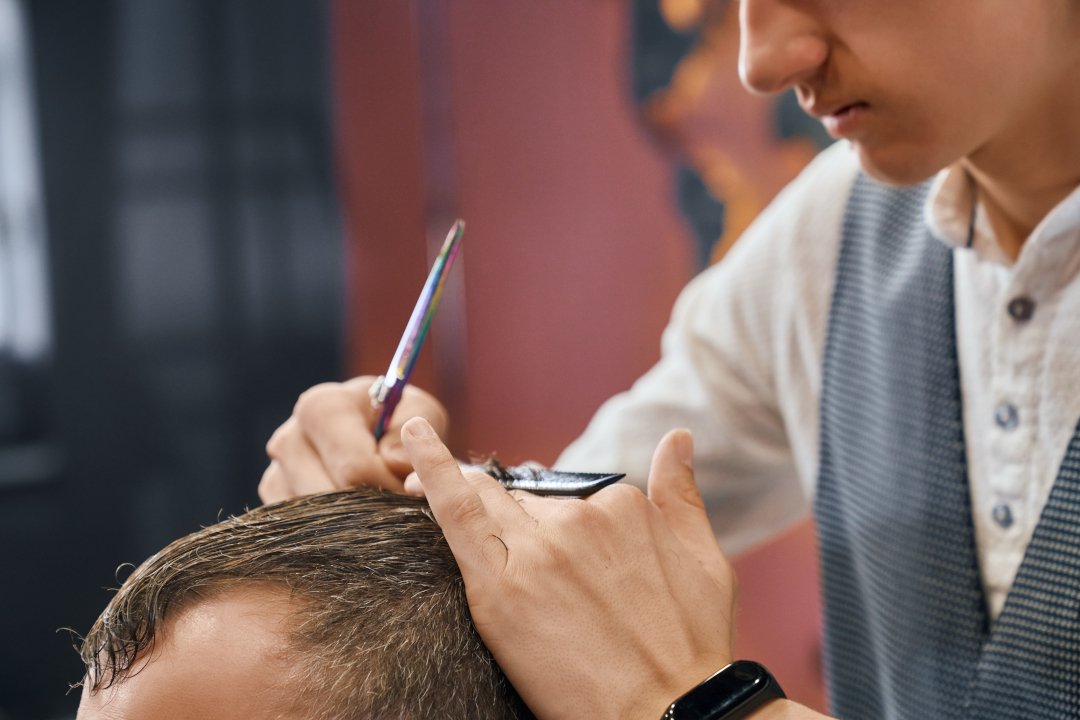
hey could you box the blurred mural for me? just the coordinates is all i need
[632,0,831,266]
[1,1,342,717]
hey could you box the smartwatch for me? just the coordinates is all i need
[662,660,786,720]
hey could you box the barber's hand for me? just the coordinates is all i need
[402,418,736,720]
[258,376,448,503]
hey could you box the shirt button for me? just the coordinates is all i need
[1007,296,1035,321]
[992,503,1014,529]
[995,403,1019,430]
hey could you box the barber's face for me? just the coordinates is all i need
[76,589,302,720]
[737,0,1080,183]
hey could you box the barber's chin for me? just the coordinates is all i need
[852,141,946,188]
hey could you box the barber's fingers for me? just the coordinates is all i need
[263,418,350,498]
[292,381,405,491]
[402,473,426,497]
[402,418,528,576]
[258,457,335,504]
[357,377,449,477]
[646,429,730,584]
[258,462,289,504]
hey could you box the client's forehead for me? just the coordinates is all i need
[78,586,303,720]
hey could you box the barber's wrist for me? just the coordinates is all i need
[659,660,785,720]
[746,699,803,719]
[618,655,732,720]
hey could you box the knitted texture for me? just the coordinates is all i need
[817,174,1080,718]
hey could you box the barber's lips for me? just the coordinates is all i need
[822,102,870,138]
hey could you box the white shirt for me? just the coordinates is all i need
[557,141,1080,620]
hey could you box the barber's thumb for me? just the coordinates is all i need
[647,429,712,542]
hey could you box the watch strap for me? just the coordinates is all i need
[662,660,785,720]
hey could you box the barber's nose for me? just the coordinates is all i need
[738,0,828,95]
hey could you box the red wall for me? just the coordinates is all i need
[333,1,825,711]
[442,2,696,463]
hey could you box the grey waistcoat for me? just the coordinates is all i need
[815,174,1080,719]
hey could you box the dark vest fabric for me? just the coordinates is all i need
[815,174,1080,719]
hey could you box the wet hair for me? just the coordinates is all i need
[79,489,534,720]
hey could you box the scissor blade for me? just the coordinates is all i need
[464,464,624,497]
[383,219,465,389]
[371,219,464,440]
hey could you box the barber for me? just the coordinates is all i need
[261,0,1080,717]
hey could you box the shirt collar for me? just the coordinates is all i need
[924,164,976,251]
[924,164,1080,268]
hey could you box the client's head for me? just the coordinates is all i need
[77,489,533,720]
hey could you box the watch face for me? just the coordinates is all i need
[671,661,784,719]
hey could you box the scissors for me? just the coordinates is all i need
[369,219,624,497]
[369,219,465,441]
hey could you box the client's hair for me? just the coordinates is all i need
[80,489,534,720]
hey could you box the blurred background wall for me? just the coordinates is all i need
[1,0,828,717]
[338,0,829,711]
[1,1,342,717]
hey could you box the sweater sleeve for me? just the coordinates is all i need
[556,142,861,554]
